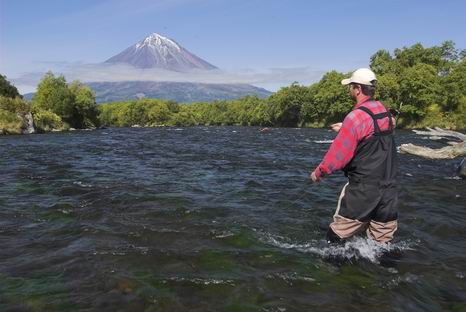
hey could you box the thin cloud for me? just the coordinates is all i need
[13,62,325,94]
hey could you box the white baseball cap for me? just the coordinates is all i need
[341,68,377,86]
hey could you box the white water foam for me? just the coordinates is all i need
[267,272,316,285]
[73,181,93,188]
[379,272,420,289]
[260,233,414,264]
[167,277,235,286]
[313,140,333,144]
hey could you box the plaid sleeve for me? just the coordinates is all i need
[313,110,368,178]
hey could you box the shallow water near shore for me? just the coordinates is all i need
[0,127,465,311]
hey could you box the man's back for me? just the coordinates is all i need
[343,101,397,183]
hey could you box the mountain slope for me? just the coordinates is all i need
[23,81,272,104]
[86,81,271,103]
[105,33,217,71]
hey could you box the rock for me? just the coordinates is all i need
[22,112,35,134]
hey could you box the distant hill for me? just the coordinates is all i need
[23,81,272,104]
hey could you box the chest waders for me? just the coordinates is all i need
[327,104,398,243]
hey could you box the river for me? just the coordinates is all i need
[0,127,465,311]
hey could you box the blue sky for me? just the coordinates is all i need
[1,0,465,93]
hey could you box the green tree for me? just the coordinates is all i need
[145,99,178,126]
[189,102,213,125]
[302,71,352,126]
[69,80,99,128]
[169,105,196,126]
[269,82,312,127]
[375,73,401,111]
[0,75,21,98]
[236,96,270,126]
[440,58,466,111]
[370,49,394,75]
[398,63,440,121]
[32,72,75,125]
[440,58,466,128]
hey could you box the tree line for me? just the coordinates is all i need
[1,41,465,134]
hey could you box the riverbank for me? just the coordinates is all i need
[3,119,464,136]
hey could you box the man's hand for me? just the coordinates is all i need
[330,122,342,132]
[310,171,320,183]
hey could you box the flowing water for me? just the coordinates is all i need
[0,127,465,311]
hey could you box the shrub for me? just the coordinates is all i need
[0,108,23,134]
[0,96,30,114]
[33,110,64,132]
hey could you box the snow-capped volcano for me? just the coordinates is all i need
[104,33,217,71]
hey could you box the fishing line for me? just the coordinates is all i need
[280,180,315,210]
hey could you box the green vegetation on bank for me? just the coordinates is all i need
[99,41,466,129]
[1,41,465,134]
[0,75,30,134]
[0,96,31,134]
[99,96,273,127]
[0,72,100,133]
[31,72,100,131]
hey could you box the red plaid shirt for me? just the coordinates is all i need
[313,96,391,179]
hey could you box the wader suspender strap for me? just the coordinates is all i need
[357,106,393,135]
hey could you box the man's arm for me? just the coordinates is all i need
[311,111,364,182]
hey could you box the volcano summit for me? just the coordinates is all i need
[105,33,217,71]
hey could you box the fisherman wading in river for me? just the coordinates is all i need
[311,68,398,244]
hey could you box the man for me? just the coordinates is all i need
[310,68,398,244]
